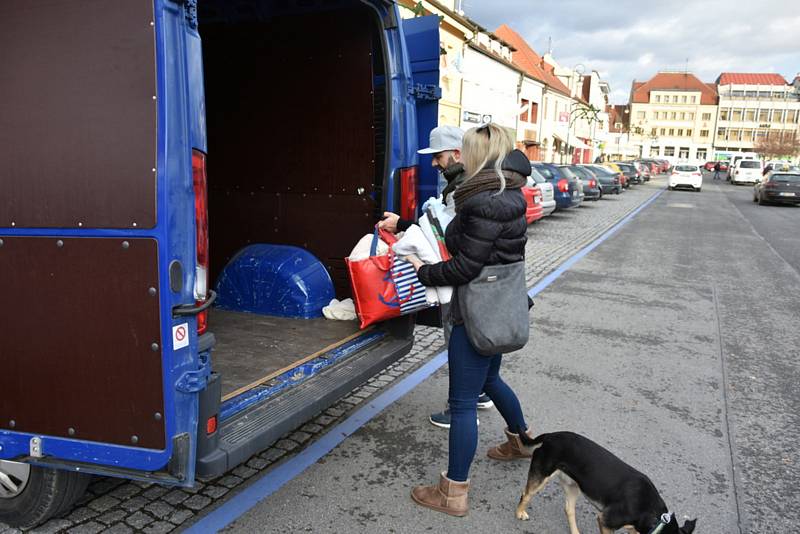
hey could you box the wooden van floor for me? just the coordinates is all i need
[208,309,362,398]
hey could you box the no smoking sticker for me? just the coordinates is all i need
[172,322,189,351]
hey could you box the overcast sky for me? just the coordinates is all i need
[463,0,800,104]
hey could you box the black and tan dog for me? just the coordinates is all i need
[515,431,697,534]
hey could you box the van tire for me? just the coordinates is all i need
[0,465,90,529]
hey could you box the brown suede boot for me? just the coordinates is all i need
[487,427,534,461]
[410,472,470,517]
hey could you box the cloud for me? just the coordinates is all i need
[462,0,800,103]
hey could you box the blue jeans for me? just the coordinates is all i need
[446,325,528,482]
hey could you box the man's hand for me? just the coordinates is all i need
[378,212,400,233]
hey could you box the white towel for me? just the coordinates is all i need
[348,233,389,261]
[322,298,357,321]
[393,225,440,305]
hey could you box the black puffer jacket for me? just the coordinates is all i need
[417,155,528,323]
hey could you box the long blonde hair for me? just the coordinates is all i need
[462,123,514,192]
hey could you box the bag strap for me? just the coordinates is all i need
[369,225,398,257]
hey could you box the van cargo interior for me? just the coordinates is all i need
[199,1,390,398]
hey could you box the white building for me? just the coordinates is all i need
[714,72,800,155]
[628,71,718,162]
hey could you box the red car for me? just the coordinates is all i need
[523,185,544,224]
[703,161,716,171]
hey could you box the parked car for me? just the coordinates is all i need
[703,161,717,171]
[668,164,703,191]
[640,159,661,176]
[531,162,584,209]
[730,159,763,185]
[614,162,641,186]
[522,179,544,223]
[584,165,623,194]
[600,162,629,188]
[632,160,652,181]
[568,165,602,200]
[753,172,800,205]
[529,166,556,217]
[0,2,439,528]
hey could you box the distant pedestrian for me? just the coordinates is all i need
[713,161,721,180]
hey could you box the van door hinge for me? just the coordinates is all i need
[409,83,442,101]
[175,352,211,394]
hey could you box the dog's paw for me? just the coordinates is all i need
[516,510,530,521]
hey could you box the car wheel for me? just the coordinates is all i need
[0,462,91,529]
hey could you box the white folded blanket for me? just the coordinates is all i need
[393,223,453,305]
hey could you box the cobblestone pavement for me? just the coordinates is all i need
[2,178,665,534]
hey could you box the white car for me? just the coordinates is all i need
[730,160,763,185]
[529,167,556,216]
[668,164,703,192]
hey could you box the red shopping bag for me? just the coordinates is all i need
[346,227,402,329]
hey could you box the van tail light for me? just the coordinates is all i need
[206,415,218,435]
[192,149,210,335]
[399,166,419,220]
[557,179,569,193]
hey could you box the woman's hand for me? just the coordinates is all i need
[404,254,424,272]
[378,212,400,233]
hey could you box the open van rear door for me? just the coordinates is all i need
[401,15,442,206]
[0,0,198,486]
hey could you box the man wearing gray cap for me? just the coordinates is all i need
[379,124,494,428]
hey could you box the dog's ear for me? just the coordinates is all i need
[680,518,697,534]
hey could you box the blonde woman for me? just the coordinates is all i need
[406,123,533,517]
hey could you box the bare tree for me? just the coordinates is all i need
[754,131,800,159]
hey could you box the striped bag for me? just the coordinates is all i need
[390,255,432,315]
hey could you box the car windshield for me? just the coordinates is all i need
[770,173,800,182]
[588,166,614,176]
[675,165,698,172]
[558,166,578,179]
[532,164,554,180]
[740,161,760,169]
[529,168,546,184]
[617,164,635,172]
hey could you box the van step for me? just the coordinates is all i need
[195,335,412,478]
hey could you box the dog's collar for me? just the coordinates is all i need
[648,513,672,534]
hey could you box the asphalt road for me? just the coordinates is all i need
[221,174,799,533]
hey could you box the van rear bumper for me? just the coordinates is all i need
[195,335,413,478]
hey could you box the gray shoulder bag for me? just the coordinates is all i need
[457,261,530,356]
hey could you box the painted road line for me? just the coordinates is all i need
[185,187,666,533]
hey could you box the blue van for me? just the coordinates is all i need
[0,0,441,527]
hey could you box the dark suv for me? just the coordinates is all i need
[531,162,584,209]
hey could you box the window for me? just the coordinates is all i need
[660,128,666,135]
[733,90,745,97]
[742,129,753,141]
[653,111,659,120]
[789,110,800,123]
[746,90,758,98]
[520,99,530,122]
[655,95,661,103]
[650,146,660,157]
[720,109,729,120]
[700,129,709,137]
[664,146,675,156]
[702,113,712,121]
[668,128,675,136]
[691,96,697,103]
[530,102,539,123]
[717,127,727,139]
[687,129,693,137]
[755,129,767,138]
[773,110,785,123]
[673,95,679,103]
[687,112,695,120]
[732,109,743,121]
[682,95,687,103]
[758,91,771,99]
[636,111,645,119]
[679,112,685,120]
[759,109,770,122]
[670,112,677,120]
[697,148,707,159]
[745,109,756,121]
[677,129,684,136]
[679,147,689,158]
[651,128,658,136]
[730,129,741,140]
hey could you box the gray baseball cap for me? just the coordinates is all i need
[417,125,465,154]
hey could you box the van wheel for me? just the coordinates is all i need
[0,462,90,529]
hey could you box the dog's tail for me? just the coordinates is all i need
[517,430,545,448]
